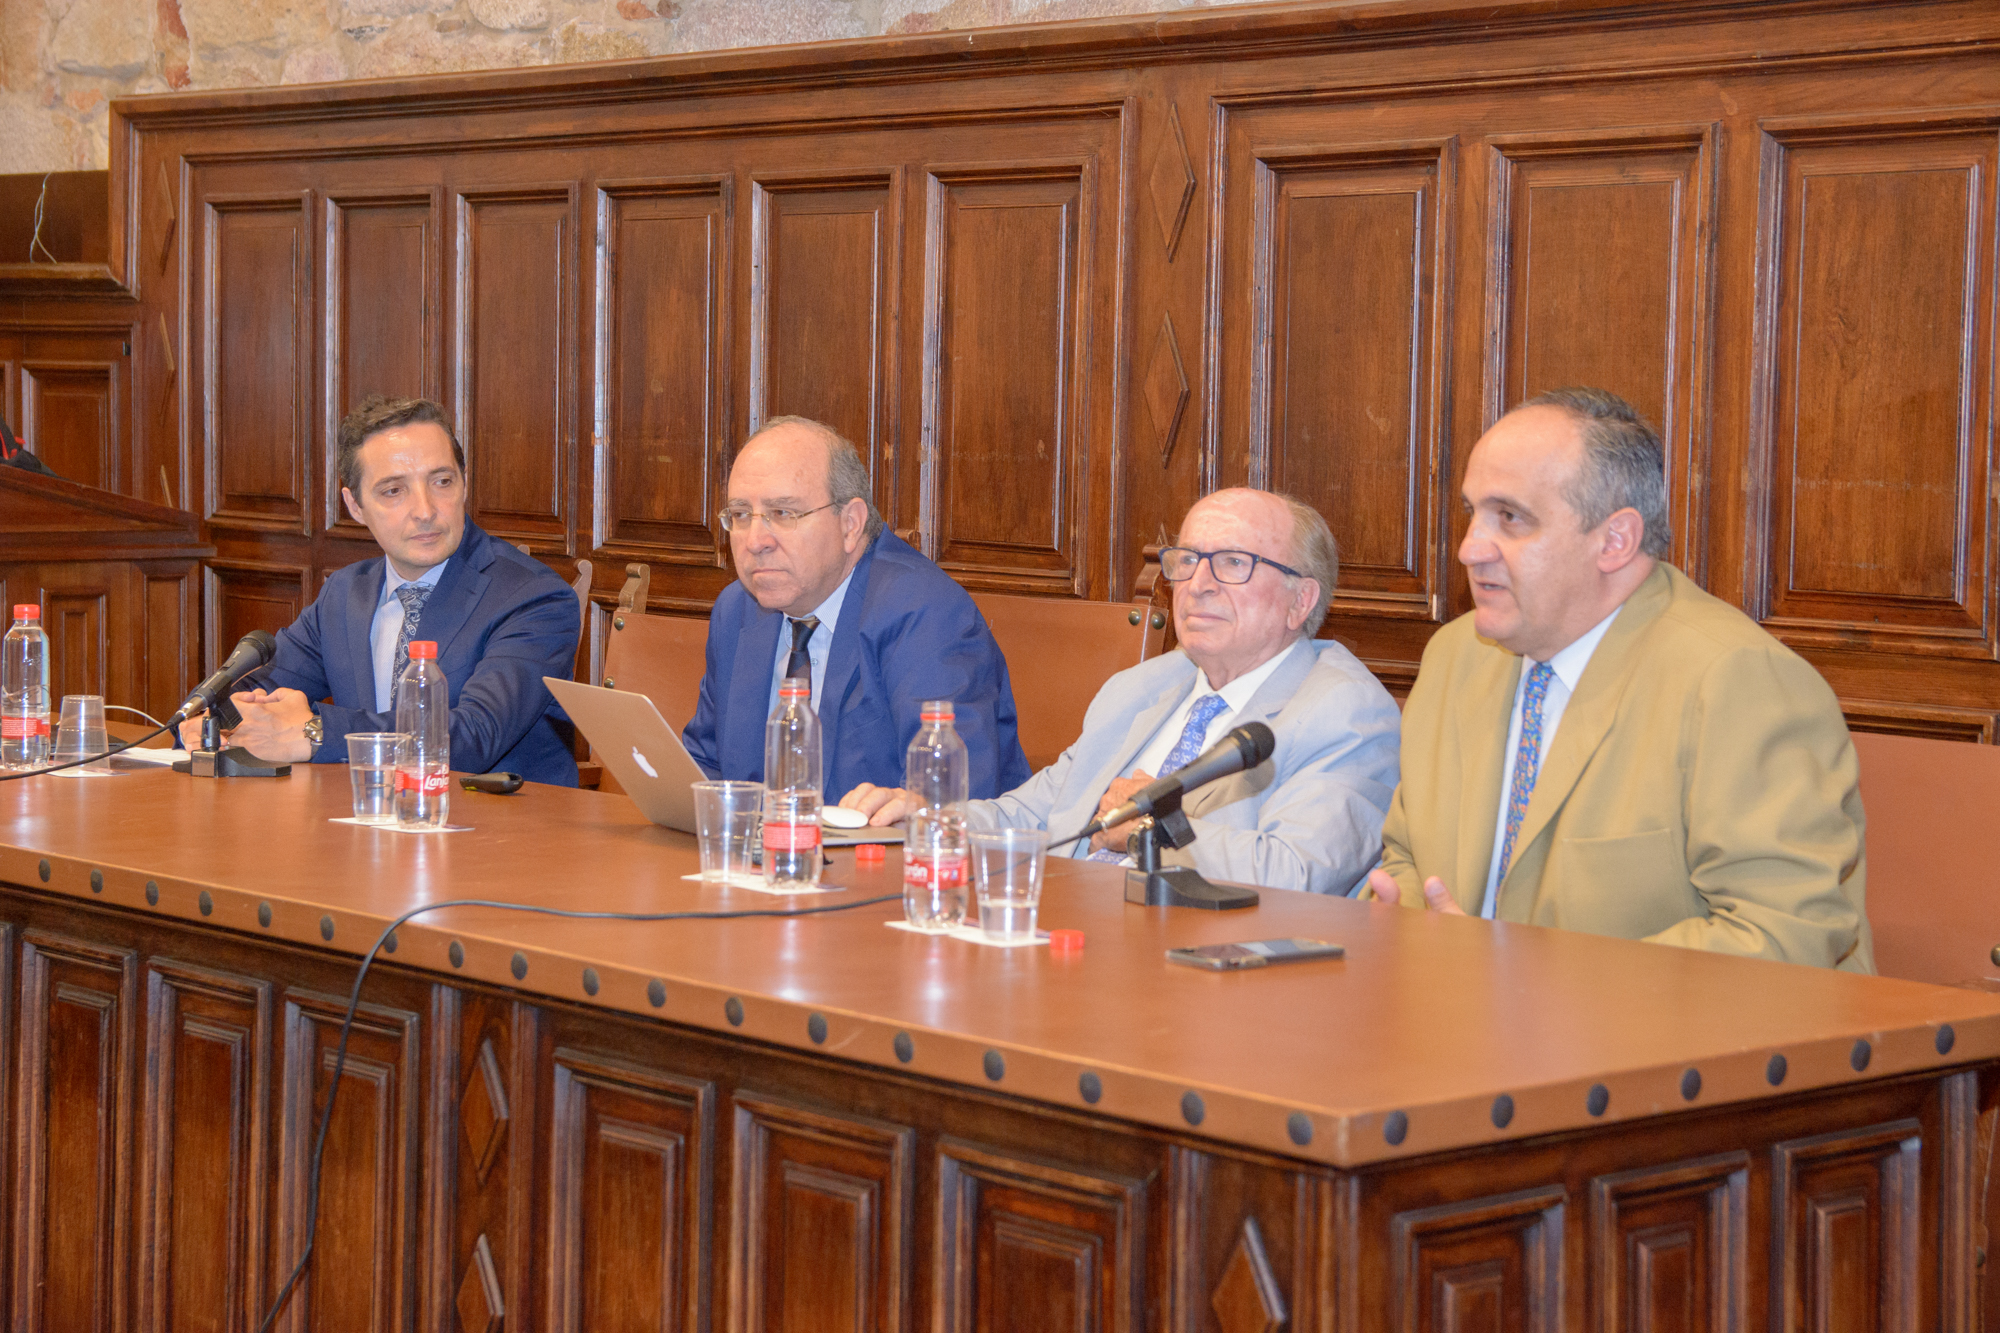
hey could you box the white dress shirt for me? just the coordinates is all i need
[369,562,447,712]
[767,567,856,715]
[1479,607,1622,918]
[1126,645,1293,781]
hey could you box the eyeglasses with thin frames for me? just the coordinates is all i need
[1157,546,1305,584]
[718,501,838,532]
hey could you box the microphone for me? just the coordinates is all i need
[168,630,278,727]
[1077,722,1276,839]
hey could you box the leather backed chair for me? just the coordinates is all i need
[969,583,1169,773]
[589,564,710,794]
[1851,729,2000,987]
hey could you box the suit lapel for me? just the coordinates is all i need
[1184,639,1314,818]
[344,558,386,708]
[725,608,782,778]
[815,541,879,778]
[1453,648,1520,912]
[1062,658,1195,856]
[418,529,490,668]
[1499,564,1674,902]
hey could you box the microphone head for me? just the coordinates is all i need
[241,629,278,661]
[1233,722,1276,767]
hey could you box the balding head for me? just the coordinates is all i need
[723,417,879,617]
[1167,488,1336,687]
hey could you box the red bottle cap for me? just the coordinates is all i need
[408,640,437,659]
[854,842,886,863]
[12,605,38,620]
[1048,929,1084,952]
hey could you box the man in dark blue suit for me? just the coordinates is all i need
[182,396,580,784]
[683,416,1027,798]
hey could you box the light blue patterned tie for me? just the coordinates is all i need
[1090,693,1232,861]
[1495,662,1555,883]
[392,583,433,672]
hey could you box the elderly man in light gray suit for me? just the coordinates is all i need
[839,488,1400,895]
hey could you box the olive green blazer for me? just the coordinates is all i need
[1379,563,1873,972]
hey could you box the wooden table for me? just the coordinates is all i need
[0,765,1993,1332]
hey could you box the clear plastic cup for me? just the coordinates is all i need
[50,694,112,776]
[346,732,407,824]
[970,828,1049,941]
[694,780,763,883]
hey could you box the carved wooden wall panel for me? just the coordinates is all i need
[547,1046,714,1333]
[751,175,896,476]
[141,564,200,722]
[1587,1153,1747,1333]
[921,166,1092,594]
[41,572,111,702]
[200,193,311,534]
[937,1141,1145,1333]
[137,959,271,1333]
[594,178,729,562]
[276,988,420,1333]
[19,361,119,493]
[1770,1120,1921,1333]
[1389,1186,1564,1333]
[730,1092,914,1333]
[201,560,306,673]
[1486,127,1715,573]
[1756,118,1998,658]
[12,931,135,1333]
[325,190,441,533]
[456,187,577,554]
[9,0,1997,730]
[1228,133,1451,626]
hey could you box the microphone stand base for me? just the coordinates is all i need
[173,746,292,778]
[1124,865,1259,911]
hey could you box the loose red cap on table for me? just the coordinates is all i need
[408,640,437,659]
[854,842,886,863]
[12,605,38,620]
[1048,929,1084,952]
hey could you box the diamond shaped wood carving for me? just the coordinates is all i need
[461,1037,510,1187]
[1211,1216,1287,1333]
[1144,314,1191,466]
[456,1233,504,1333]
[1147,103,1198,258]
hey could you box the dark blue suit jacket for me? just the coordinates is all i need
[265,521,581,786]
[683,531,1029,799]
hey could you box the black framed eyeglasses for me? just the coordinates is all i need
[1158,546,1304,584]
[719,501,838,532]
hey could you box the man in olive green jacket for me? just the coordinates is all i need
[1366,388,1872,972]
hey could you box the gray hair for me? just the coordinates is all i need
[748,415,884,541]
[1522,386,1671,558]
[1278,493,1338,637]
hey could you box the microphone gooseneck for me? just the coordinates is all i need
[1071,720,1277,841]
[168,629,279,728]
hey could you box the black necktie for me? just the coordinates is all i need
[786,616,819,699]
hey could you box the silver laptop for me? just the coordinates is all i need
[544,677,903,845]
[546,677,707,831]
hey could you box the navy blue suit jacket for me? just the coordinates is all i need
[265,521,581,786]
[683,531,1029,799]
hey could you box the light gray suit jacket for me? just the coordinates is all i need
[967,638,1401,895]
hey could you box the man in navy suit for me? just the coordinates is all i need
[683,416,1028,798]
[182,396,580,784]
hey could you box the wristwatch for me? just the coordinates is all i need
[302,708,324,750]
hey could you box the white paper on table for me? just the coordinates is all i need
[679,872,836,895]
[328,817,473,833]
[112,748,189,767]
[49,766,121,778]
[885,920,1049,948]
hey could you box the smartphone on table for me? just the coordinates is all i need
[1165,938,1344,970]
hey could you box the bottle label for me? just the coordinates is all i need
[1,717,49,739]
[904,853,966,890]
[763,821,821,852]
[395,769,450,795]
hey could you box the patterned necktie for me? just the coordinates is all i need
[786,616,820,700]
[392,583,433,676]
[1495,661,1555,883]
[1090,693,1232,861]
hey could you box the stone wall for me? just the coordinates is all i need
[0,0,1263,175]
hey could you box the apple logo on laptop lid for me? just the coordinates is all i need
[631,747,658,779]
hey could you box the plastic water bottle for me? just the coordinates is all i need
[2,606,51,771]
[394,640,451,829]
[763,677,823,889]
[902,700,969,930]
